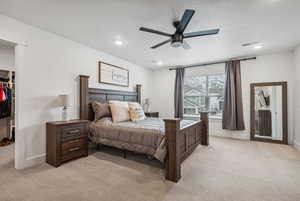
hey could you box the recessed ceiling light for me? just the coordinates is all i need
[151,60,163,66]
[114,40,123,46]
[156,61,163,65]
[253,44,264,49]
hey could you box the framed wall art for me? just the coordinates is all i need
[99,61,129,87]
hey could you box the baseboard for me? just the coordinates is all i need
[210,133,249,140]
[16,153,45,169]
[27,153,46,162]
[208,119,250,141]
[26,153,46,167]
[294,140,300,151]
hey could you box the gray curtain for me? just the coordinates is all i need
[222,60,245,130]
[174,68,185,118]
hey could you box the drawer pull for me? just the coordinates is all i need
[70,139,80,144]
[68,129,80,134]
[69,147,80,152]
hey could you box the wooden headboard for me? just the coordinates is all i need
[79,75,141,121]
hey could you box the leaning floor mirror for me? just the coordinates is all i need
[250,82,288,144]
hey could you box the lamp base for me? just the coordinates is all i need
[62,107,69,121]
[144,104,150,113]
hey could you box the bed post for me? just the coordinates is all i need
[164,118,181,182]
[79,75,90,120]
[200,112,209,146]
[136,84,142,104]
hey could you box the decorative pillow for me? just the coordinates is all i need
[129,107,146,122]
[91,101,111,120]
[128,102,146,121]
[128,102,142,109]
[109,101,130,123]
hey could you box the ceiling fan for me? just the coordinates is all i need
[139,9,219,49]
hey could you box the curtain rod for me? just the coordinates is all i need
[169,57,256,71]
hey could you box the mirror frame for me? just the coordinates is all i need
[250,82,288,144]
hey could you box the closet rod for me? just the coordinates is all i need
[169,56,256,71]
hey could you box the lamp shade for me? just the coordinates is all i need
[59,94,70,107]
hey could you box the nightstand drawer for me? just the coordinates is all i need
[61,148,86,162]
[62,146,83,155]
[62,126,86,141]
[61,138,87,159]
[61,138,86,153]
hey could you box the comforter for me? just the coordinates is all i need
[89,117,196,162]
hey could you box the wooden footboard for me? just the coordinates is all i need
[164,112,209,182]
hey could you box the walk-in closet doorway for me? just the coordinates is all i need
[0,39,16,168]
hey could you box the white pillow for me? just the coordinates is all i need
[109,101,130,123]
[128,102,143,109]
[128,102,146,121]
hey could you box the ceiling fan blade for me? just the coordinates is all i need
[139,27,172,37]
[176,9,195,34]
[183,29,220,38]
[151,39,171,49]
[182,40,191,50]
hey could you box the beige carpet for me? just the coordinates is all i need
[1,137,300,201]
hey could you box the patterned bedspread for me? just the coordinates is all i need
[88,117,198,162]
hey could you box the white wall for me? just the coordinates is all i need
[0,44,14,69]
[293,45,300,150]
[152,52,295,142]
[0,14,153,169]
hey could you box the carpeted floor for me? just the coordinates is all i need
[1,137,300,201]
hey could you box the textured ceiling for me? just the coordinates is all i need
[0,0,299,68]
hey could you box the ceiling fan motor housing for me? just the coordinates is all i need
[171,34,183,48]
[173,20,180,28]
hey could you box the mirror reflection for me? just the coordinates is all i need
[254,86,283,140]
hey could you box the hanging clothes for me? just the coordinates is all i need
[0,84,5,102]
[0,89,4,102]
[0,86,11,119]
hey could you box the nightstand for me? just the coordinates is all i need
[46,119,89,167]
[145,112,159,118]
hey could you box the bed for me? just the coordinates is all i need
[79,75,209,182]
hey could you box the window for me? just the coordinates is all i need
[184,74,225,118]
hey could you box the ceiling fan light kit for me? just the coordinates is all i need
[139,9,220,49]
[171,34,183,48]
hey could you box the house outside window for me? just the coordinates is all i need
[184,74,225,118]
